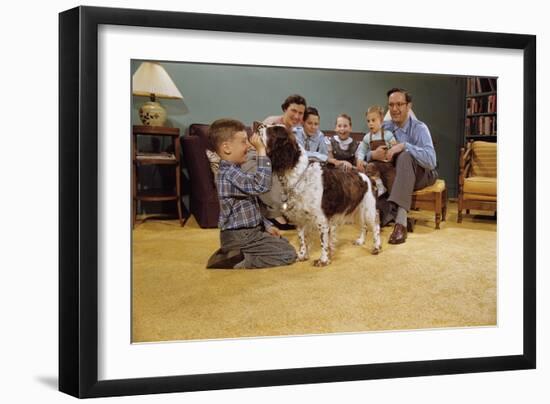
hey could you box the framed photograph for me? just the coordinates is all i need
[59,6,536,398]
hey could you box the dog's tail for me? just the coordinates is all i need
[357,172,377,197]
[357,171,382,253]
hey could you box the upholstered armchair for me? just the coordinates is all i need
[180,124,220,228]
[457,140,497,222]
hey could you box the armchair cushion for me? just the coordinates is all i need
[463,176,497,197]
[413,178,446,196]
[463,193,496,202]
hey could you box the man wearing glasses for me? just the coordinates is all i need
[371,88,438,245]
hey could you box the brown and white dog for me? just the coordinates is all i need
[261,125,381,266]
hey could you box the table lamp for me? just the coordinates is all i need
[132,62,183,126]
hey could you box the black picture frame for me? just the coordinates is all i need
[59,5,536,399]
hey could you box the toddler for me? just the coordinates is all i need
[356,105,396,196]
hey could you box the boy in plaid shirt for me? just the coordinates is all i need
[206,118,296,269]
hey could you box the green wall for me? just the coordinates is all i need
[132,61,464,197]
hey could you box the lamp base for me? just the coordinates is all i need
[139,101,167,126]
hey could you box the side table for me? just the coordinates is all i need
[132,125,186,227]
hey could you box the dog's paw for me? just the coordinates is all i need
[370,246,381,255]
[296,255,309,262]
[353,239,365,246]
[313,259,330,267]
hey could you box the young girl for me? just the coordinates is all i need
[296,107,329,162]
[327,113,359,170]
[356,105,396,194]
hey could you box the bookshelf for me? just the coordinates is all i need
[464,77,497,142]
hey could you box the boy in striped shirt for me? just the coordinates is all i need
[206,118,296,269]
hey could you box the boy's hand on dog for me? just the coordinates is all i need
[267,226,281,237]
[249,133,266,156]
[356,160,367,173]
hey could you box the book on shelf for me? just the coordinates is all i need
[465,76,497,140]
[481,116,495,135]
[466,95,497,115]
[465,116,497,137]
[467,77,497,95]
[467,77,478,95]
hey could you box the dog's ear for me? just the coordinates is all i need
[266,126,301,173]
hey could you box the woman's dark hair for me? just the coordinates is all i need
[303,106,320,121]
[386,88,412,103]
[281,94,307,111]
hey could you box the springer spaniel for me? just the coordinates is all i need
[260,124,381,267]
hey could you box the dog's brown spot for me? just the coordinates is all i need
[366,162,381,178]
[321,166,368,218]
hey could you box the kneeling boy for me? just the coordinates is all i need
[206,118,297,269]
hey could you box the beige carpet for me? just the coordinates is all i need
[132,202,496,342]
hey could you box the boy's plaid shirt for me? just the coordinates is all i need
[216,156,273,231]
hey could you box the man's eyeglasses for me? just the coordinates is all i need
[388,102,408,109]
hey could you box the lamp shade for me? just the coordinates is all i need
[132,62,183,100]
[133,62,183,126]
